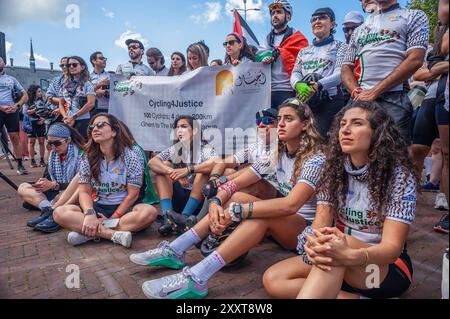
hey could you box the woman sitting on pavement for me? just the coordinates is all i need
[18,123,85,233]
[148,115,218,236]
[263,101,418,299]
[53,113,158,248]
[130,98,326,299]
[223,33,255,66]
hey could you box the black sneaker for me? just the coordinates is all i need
[30,159,38,168]
[39,159,46,168]
[186,215,198,229]
[34,215,61,233]
[158,222,174,237]
[167,211,190,234]
[27,207,53,228]
[17,165,29,175]
[434,214,449,234]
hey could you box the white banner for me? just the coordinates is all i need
[109,63,271,153]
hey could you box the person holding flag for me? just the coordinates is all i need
[254,0,309,109]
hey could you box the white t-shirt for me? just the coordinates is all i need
[317,159,417,245]
[234,141,272,166]
[343,5,429,91]
[251,151,325,222]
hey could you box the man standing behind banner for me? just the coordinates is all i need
[90,51,111,115]
[258,0,309,109]
[116,39,155,77]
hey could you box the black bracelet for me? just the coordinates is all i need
[209,197,222,206]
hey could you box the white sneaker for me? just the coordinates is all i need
[67,232,95,246]
[435,193,449,211]
[111,231,132,248]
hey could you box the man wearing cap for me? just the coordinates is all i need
[258,0,309,110]
[291,8,348,138]
[116,39,155,77]
[341,0,429,143]
[342,11,365,44]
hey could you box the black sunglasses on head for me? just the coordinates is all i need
[47,139,67,147]
[89,121,111,131]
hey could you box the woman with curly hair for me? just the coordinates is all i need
[130,98,326,299]
[263,101,418,299]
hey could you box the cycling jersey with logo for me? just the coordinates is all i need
[291,40,347,97]
[317,159,416,245]
[116,62,155,76]
[343,6,429,92]
[79,148,144,205]
[251,151,325,221]
[158,142,217,190]
[61,81,96,120]
[234,141,272,166]
[0,73,25,106]
[90,70,111,111]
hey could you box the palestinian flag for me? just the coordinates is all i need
[233,9,260,48]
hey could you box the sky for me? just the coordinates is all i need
[0,0,408,72]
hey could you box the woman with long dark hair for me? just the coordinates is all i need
[148,115,218,236]
[223,33,255,66]
[53,113,158,248]
[18,123,85,233]
[24,85,47,167]
[263,101,418,299]
[168,52,187,76]
[59,56,96,139]
[131,99,327,300]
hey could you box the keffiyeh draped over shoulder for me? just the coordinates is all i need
[48,143,81,184]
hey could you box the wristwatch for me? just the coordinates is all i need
[72,113,79,120]
[229,203,244,223]
[84,209,96,216]
[218,176,228,186]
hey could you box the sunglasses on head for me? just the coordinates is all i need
[310,14,329,23]
[256,117,276,126]
[269,3,284,11]
[47,139,67,148]
[89,121,111,131]
[343,26,358,33]
[68,63,80,68]
[223,40,239,47]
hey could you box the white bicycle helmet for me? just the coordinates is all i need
[269,0,293,16]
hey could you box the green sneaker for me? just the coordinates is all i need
[129,241,185,269]
[142,267,208,299]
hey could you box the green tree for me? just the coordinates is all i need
[407,0,439,43]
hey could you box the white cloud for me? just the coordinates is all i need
[5,41,12,55]
[190,2,223,25]
[225,0,265,23]
[114,30,149,51]
[101,7,115,19]
[0,0,65,29]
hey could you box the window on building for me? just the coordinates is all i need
[40,79,50,91]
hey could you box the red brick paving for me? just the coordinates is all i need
[0,159,448,299]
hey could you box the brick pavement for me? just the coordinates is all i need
[0,159,448,299]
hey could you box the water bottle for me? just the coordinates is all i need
[408,85,428,110]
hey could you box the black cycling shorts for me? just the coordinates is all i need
[0,110,20,133]
[27,121,46,138]
[341,250,413,299]
[413,98,439,147]
[436,102,449,126]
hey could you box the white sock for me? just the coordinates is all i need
[38,200,52,211]
[169,229,202,255]
[190,251,226,283]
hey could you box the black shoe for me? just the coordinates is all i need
[186,215,198,229]
[34,215,61,233]
[167,211,189,233]
[30,159,38,168]
[23,202,39,211]
[158,222,174,236]
[17,165,29,175]
[39,159,46,168]
[27,207,53,228]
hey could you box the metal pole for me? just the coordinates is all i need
[244,0,247,21]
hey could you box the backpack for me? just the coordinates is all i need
[21,112,33,134]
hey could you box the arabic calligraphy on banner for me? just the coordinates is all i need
[109,63,272,153]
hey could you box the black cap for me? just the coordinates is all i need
[312,7,335,21]
[125,39,144,50]
[256,108,278,120]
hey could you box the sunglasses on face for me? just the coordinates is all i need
[68,63,80,68]
[343,26,358,33]
[256,118,276,126]
[47,139,67,148]
[128,45,140,50]
[98,57,108,61]
[59,64,68,68]
[310,14,329,23]
[223,40,238,47]
[89,121,111,131]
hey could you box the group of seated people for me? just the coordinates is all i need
[17,99,417,299]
